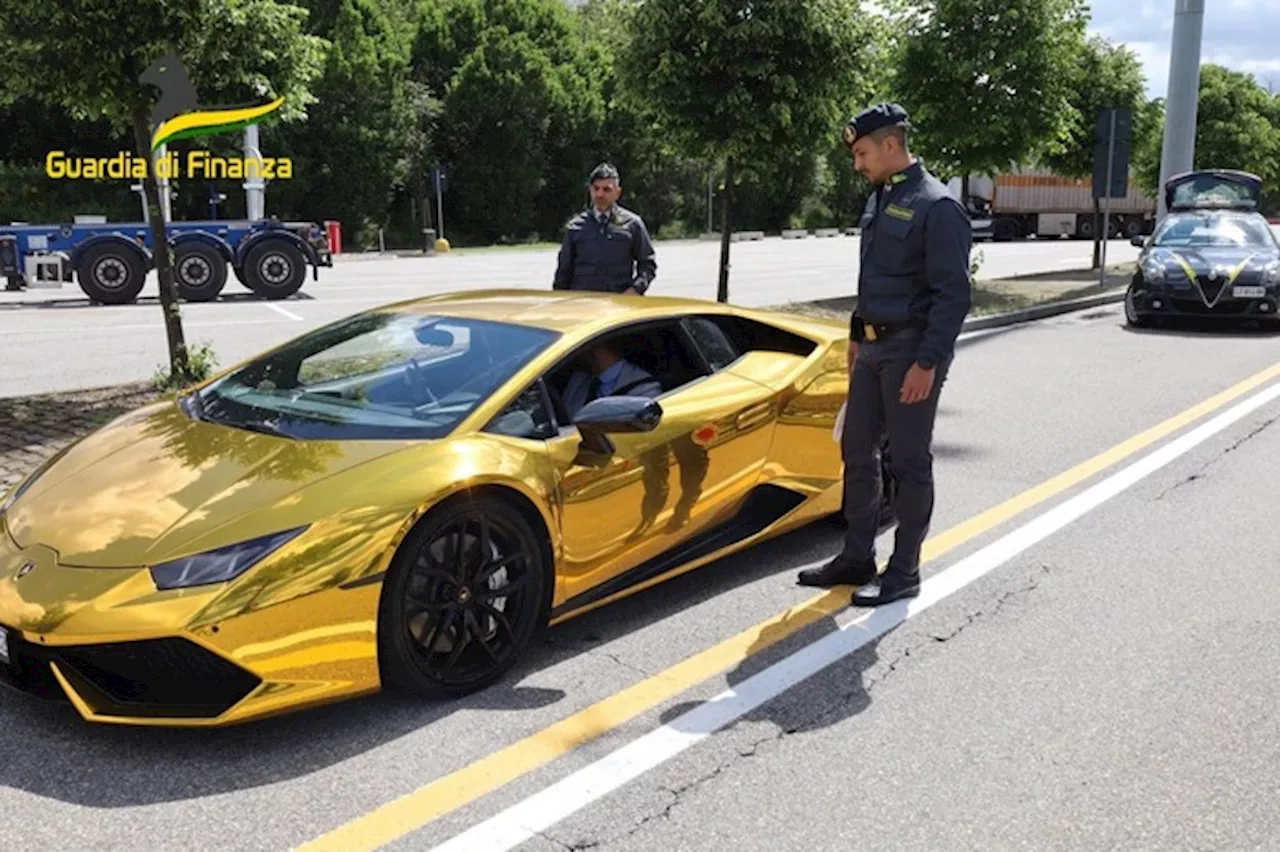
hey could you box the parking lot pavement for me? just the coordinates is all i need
[0,233,1144,397]
[1,304,1278,852]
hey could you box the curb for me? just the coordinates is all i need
[960,287,1127,333]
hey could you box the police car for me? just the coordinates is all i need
[1125,169,1280,327]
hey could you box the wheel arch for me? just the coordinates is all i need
[70,233,151,270]
[171,230,234,264]
[388,480,559,628]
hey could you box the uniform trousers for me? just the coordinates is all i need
[840,326,951,578]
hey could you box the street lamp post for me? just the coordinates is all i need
[1155,0,1205,222]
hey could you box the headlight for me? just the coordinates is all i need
[1141,257,1166,283]
[149,526,308,591]
[1263,261,1280,287]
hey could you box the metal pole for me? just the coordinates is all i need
[244,125,265,221]
[435,169,444,240]
[1155,0,1205,222]
[707,171,713,234]
[154,144,173,223]
[1100,110,1116,286]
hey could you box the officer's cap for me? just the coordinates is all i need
[588,162,620,184]
[842,103,911,148]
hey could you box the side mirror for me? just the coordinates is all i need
[572,395,663,434]
[1131,235,1147,248]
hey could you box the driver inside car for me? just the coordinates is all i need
[561,340,662,416]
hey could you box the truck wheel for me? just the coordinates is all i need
[76,242,146,305]
[173,242,228,302]
[243,239,306,300]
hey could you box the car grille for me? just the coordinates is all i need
[3,633,261,719]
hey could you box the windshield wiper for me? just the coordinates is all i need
[236,417,296,440]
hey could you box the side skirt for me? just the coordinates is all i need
[549,483,808,621]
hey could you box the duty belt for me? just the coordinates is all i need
[857,320,917,342]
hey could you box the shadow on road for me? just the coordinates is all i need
[1120,315,1280,339]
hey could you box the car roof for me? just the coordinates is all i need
[369,289,739,334]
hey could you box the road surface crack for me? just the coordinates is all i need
[1156,414,1278,499]
[539,570,1050,848]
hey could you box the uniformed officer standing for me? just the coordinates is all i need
[553,163,657,294]
[797,103,972,607]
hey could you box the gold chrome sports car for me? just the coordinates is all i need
[0,290,893,727]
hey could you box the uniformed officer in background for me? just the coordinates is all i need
[797,103,972,607]
[553,163,657,294]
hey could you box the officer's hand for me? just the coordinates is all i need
[622,286,639,295]
[847,342,859,375]
[899,363,935,404]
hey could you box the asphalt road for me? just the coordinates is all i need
[0,233,1144,397]
[2,304,1279,851]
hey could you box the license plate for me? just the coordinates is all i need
[0,627,9,665]
[1233,286,1266,298]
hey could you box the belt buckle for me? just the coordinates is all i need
[863,323,878,342]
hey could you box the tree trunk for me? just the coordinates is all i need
[1091,197,1101,269]
[717,156,733,303]
[132,107,191,385]
[961,174,971,209]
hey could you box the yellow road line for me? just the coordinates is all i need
[295,361,1280,852]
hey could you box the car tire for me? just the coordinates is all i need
[1124,288,1149,327]
[242,238,306,300]
[377,494,547,700]
[173,242,228,302]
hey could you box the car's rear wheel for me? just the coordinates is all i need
[377,495,546,699]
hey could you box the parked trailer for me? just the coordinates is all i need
[0,217,332,304]
[949,166,1158,242]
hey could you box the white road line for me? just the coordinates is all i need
[264,302,305,321]
[425,377,1280,852]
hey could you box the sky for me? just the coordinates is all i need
[1086,0,1280,98]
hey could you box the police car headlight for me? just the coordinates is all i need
[1141,257,1166,284]
[1262,261,1280,288]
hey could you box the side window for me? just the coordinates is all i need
[485,380,557,440]
[684,316,742,370]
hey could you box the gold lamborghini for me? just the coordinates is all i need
[0,289,895,727]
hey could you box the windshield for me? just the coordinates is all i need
[1152,214,1277,249]
[193,311,559,440]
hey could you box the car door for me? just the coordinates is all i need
[541,318,780,616]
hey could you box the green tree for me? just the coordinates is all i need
[1038,35,1148,266]
[619,0,872,302]
[265,0,435,250]
[1134,65,1280,216]
[411,0,605,245]
[0,0,326,385]
[889,0,1090,204]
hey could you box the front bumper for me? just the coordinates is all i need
[1129,279,1279,319]
[0,524,384,727]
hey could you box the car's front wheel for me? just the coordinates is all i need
[377,494,547,699]
[1124,288,1150,327]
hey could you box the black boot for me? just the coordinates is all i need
[797,555,878,588]
[850,568,920,606]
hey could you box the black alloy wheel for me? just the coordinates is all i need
[378,495,546,698]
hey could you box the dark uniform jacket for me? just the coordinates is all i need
[854,160,972,368]
[553,204,657,294]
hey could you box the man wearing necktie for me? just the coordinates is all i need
[561,340,662,416]
[553,163,658,294]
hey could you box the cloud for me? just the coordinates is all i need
[1087,0,1280,97]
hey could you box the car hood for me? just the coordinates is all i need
[3,400,415,568]
[1148,245,1280,279]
